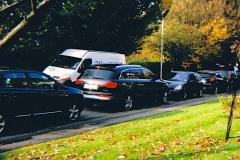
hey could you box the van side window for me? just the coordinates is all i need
[29,73,56,89]
[2,73,27,88]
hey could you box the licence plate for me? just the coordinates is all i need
[84,84,98,90]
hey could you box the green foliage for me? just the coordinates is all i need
[131,0,240,69]
[219,96,240,115]
[0,0,166,69]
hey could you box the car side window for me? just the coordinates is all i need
[142,68,155,79]
[215,73,222,78]
[120,69,143,79]
[194,73,201,81]
[29,73,56,89]
[1,72,27,88]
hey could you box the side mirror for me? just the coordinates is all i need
[188,79,194,83]
[77,66,84,73]
[52,83,60,91]
[151,76,157,81]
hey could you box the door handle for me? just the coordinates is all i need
[137,83,144,87]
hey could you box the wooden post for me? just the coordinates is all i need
[225,77,238,142]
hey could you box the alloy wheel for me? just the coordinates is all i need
[124,96,133,111]
[0,115,6,134]
[214,87,218,94]
[183,91,187,99]
[162,92,168,103]
[199,89,203,97]
[68,104,80,121]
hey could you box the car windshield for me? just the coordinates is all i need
[51,55,81,70]
[81,69,114,80]
[199,73,210,79]
[170,72,189,82]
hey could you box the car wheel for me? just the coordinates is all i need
[122,95,133,111]
[162,92,168,104]
[198,89,203,97]
[214,87,218,94]
[182,91,187,99]
[67,104,81,121]
[0,114,6,134]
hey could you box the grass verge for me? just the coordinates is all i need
[1,100,240,160]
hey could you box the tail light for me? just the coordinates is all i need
[75,79,83,85]
[210,76,216,82]
[104,82,118,89]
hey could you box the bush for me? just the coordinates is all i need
[219,96,240,115]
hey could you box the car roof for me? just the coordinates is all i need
[0,69,42,74]
[91,64,143,71]
[172,71,196,74]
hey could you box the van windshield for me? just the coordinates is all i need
[51,55,81,70]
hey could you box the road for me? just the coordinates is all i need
[0,93,225,152]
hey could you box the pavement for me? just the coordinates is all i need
[0,93,226,152]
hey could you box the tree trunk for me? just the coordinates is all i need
[0,0,50,47]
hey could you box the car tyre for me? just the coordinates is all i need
[161,92,168,104]
[122,95,133,111]
[0,114,6,135]
[67,104,81,121]
[182,91,187,99]
[214,87,218,94]
[198,88,203,97]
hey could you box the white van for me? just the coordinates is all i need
[43,49,126,83]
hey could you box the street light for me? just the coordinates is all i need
[159,9,167,80]
[160,18,164,80]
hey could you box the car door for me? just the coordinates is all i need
[119,68,143,101]
[0,72,33,118]
[140,68,158,98]
[28,72,69,117]
[194,73,203,91]
[187,73,199,94]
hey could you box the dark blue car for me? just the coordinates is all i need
[74,64,169,111]
[0,70,84,134]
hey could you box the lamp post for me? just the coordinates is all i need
[160,18,164,80]
[159,9,167,80]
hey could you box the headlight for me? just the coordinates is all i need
[174,85,182,91]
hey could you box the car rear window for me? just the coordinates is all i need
[199,73,210,79]
[169,72,189,82]
[81,69,114,80]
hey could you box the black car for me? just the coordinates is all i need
[165,71,203,99]
[198,70,229,94]
[74,64,169,111]
[0,70,84,134]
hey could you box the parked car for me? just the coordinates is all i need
[165,71,203,99]
[43,49,126,84]
[197,70,229,94]
[0,70,84,134]
[74,64,169,111]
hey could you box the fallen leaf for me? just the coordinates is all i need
[118,155,126,159]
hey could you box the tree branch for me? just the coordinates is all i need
[0,0,50,47]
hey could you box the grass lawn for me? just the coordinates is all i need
[1,100,240,160]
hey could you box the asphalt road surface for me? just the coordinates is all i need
[0,93,227,152]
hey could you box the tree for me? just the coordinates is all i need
[0,0,168,69]
[131,0,240,69]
